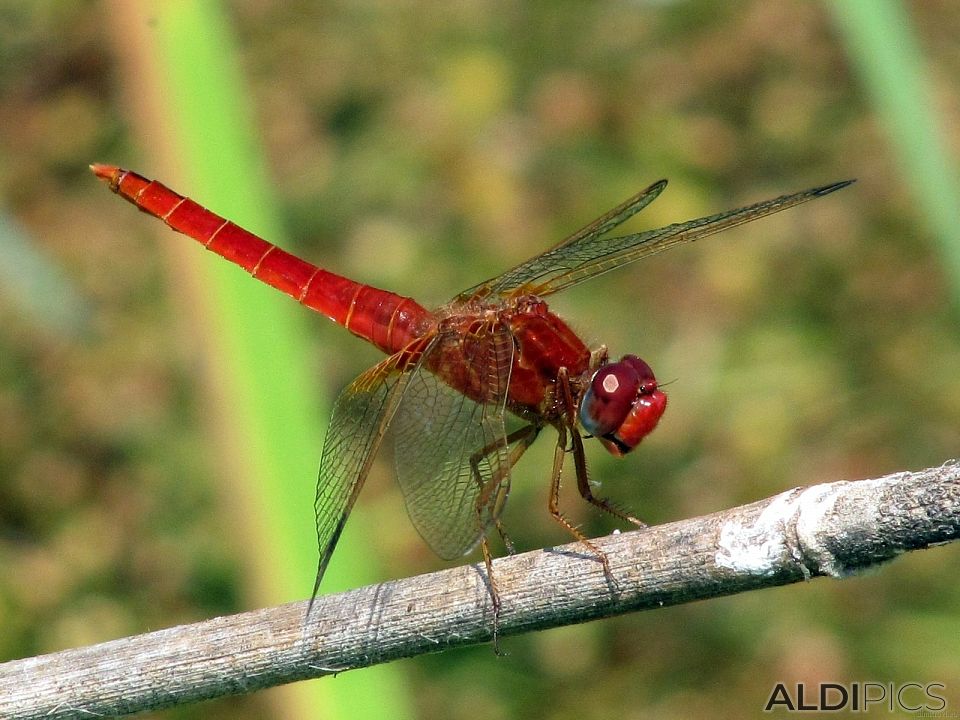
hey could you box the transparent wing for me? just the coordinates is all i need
[393,322,515,560]
[459,179,667,302]
[312,335,436,596]
[461,179,854,301]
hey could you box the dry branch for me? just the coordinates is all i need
[1,461,958,719]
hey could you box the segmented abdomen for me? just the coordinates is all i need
[93,165,432,355]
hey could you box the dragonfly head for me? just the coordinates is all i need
[579,355,667,457]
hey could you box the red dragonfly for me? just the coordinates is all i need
[92,164,851,609]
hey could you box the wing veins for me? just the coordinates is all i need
[311,335,438,599]
[459,179,853,301]
[459,180,668,302]
[393,321,515,559]
[530,179,853,296]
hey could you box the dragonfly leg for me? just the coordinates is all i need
[570,430,647,528]
[469,423,539,652]
[479,534,505,654]
[547,422,611,576]
[469,423,540,554]
[588,344,609,372]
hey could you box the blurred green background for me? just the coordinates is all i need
[1,1,959,718]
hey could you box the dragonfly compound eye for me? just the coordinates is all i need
[579,359,642,437]
[581,355,668,457]
[620,354,657,391]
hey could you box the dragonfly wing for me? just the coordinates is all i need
[393,323,515,560]
[312,336,436,595]
[459,180,667,302]
[462,179,854,300]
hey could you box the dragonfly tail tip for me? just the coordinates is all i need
[90,163,121,184]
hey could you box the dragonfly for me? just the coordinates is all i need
[92,163,852,619]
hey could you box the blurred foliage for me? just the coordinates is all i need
[1,0,958,718]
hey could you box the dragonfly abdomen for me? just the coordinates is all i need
[92,165,432,355]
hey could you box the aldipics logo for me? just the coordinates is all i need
[763,683,947,713]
